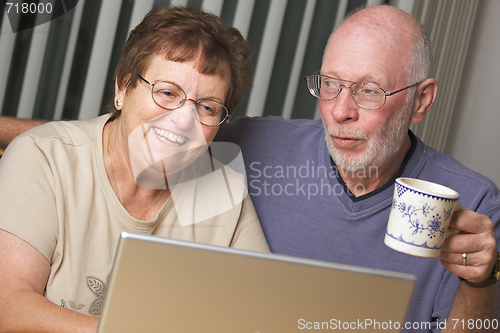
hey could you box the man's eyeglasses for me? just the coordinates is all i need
[305,74,422,110]
[138,74,228,127]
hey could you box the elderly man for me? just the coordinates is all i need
[216,5,499,332]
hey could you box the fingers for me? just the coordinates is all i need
[440,209,498,283]
[440,242,492,267]
[448,208,494,235]
[440,247,494,283]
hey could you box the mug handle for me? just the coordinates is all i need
[445,203,465,239]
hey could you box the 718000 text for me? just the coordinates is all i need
[5,2,53,14]
[452,319,498,330]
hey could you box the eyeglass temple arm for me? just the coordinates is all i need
[137,74,153,87]
[385,81,423,96]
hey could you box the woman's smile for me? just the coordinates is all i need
[152,126,187,146]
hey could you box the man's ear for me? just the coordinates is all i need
[410,78,438,125]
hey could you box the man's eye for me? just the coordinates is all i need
[360,88,377,95]
[356,84,382,96]
[324,80,339,90]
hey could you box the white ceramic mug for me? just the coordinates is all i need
[384,178,460,258]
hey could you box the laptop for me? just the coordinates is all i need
[97,232,416,333]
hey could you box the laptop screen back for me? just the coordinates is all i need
[97,232,416,333]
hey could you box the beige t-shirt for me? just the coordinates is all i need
[0,114,269,316]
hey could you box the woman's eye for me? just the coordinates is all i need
[158,90,176,98]
[198,102,215,114]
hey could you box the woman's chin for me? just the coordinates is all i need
[132,146,207,189]
[166,146,208,173]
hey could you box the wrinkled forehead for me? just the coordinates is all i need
[335,17,411,55]
[322,20,412,82]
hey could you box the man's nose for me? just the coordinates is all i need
[328,87,359,123]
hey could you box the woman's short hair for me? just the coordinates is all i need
[114,5,252,116]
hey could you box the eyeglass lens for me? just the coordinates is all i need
[152,81,227,126]
[307,75,387,109]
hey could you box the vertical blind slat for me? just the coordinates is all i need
[388,0,415,14]
[53,0,86,120]
[128,0,155,34]
[78,0,122,120]
[281,0,316,119]
[246,0,288,117]
[412,0,442,144]
[409,0,478,152]
[233,0,255,38]
[0,11,17,114]
[335,0,349,29]
[439,0,461,146]
[437,0,478,151]
[17,13,52,118]
[202,0,224,16]
[171,0,189,7]
[367,0,385,8]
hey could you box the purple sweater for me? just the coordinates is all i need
[216,116,500,332]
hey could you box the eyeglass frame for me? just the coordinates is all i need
[137,74,229,127]
[305,73,423,110]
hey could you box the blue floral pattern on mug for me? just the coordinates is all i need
[390,182,456,247]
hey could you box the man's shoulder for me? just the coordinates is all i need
[230,115,322,127]
[421,143,493,184]
[417,141,500,211]
[217,116,324,142]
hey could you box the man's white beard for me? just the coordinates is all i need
[324,101,412,173]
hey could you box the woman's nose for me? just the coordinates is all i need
[169,99,197,129]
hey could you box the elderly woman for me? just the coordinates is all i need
[0,6,268,332]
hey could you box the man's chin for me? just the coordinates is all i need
[330,150,376,173]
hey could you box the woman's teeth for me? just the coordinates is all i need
[153,127,186,146]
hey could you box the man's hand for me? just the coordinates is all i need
[440,208,498,284]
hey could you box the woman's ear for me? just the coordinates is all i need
[114,74,131,110]
[410,78,438,125]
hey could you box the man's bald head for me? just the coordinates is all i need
[329,5,432,84]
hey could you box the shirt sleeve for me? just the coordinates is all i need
[0,134,59,261]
